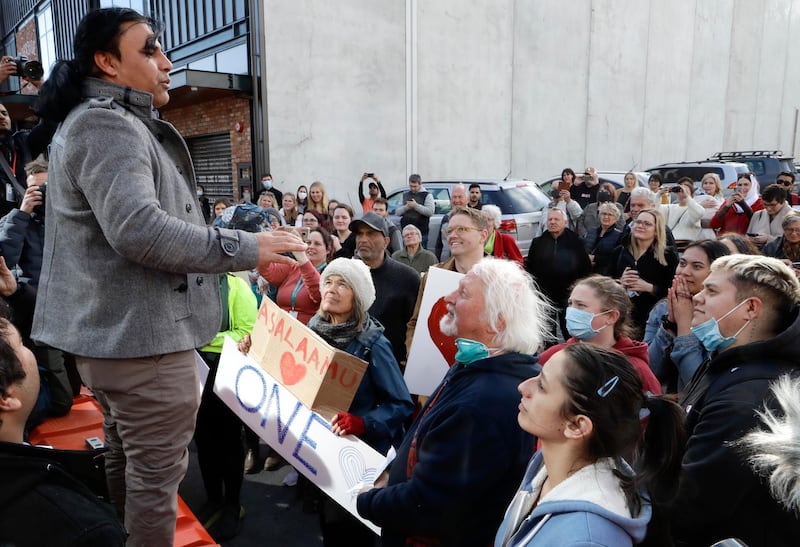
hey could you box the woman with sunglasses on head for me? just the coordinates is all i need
[609,208,679,333]
[643,239,730,392]
[710,173,764,235]
[496,344,685,547]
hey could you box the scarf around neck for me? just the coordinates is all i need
[308,314,361,349]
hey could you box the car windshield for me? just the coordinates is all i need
[486,186,550,213]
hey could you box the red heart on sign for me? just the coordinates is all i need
[428,297,457,366]
[280,351,306,385]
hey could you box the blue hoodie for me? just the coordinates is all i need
[495,453,650,547]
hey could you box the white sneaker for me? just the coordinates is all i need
[282,467,299,487]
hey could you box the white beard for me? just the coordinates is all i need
[440,312,458,337]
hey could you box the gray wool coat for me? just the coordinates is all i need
[32,79,260,358]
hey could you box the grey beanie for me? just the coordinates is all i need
[320,258,376,311]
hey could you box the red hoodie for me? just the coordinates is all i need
[538,336,662,395]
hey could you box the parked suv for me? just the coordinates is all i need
[385,180,550,257]
[646,160,751,196]
[708,150,797,187]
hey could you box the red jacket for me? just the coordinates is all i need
[710,198,764,235]
[491,231,524,265]
[539,336,662,394]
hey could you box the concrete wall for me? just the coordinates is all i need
[263,0,800,208]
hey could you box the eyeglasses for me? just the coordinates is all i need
[784,227,800,234]
[763,201,781,208]
[632,219,654,227]
[778,180,794,186]
[445,225,480,236]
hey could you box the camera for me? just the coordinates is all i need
[669,186,682,193]
[8,56,44,81]
[33,184,46,216]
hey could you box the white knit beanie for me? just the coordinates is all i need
[320,258,376,311]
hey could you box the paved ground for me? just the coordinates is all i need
[179,440,330,546]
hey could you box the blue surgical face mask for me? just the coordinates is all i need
[565,307,612,340]
[690,299,751,352]
[262,179,272,189]
[454,338,500,365]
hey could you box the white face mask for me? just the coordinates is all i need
[298,192,307,200]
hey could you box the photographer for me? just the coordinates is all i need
[358,172,386,214]
[0,55,56,217]
[0,156,47,288]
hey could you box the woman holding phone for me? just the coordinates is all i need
[710,173,763,235]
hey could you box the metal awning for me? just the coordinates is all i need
[160,68,253,111]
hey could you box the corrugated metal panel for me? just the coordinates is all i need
[187,132,234,200]
[0,0,39,38]
[151,0,247,55]
[51,0,90,60]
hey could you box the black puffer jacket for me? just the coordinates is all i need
[0,441,126,546]
[673,307,800,547]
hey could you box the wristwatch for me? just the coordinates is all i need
[660,314,677,333]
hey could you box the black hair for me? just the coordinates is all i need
[737,172,753,182]
[558,344,686,547]
[778,171,796,183]
[683,239,730,265]
[468,183,481,191]
[762,183,787,203]
[648,173,663,185]
[0,320,25,429]
[35,8,160,122]
[561,167,576,180]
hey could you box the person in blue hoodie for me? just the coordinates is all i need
[496,343,686,547]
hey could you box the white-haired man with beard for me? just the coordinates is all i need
[357,257,551,547]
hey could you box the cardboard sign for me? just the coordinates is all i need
[249,297,368,419]
[215,339,384,533]
[405,267,464,396]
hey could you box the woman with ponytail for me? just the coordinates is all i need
[496,344,686,547]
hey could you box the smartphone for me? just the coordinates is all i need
[85,436,105,450]
[557,181,571,192]
[279,226,310,242]
[793,262,800,268]
[669,186,682,193]
[582,174,592,182]
[746,233,759,237]
[366,173,374,178]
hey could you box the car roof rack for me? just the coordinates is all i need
[709,150,786,160]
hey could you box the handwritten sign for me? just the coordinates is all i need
[216,338,384,533]
[250,298,367,418]
[405,267,464,395]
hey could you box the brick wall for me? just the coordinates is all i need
[15,18,39,96]
[162,96,252,202]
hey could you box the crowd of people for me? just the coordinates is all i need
[0,6,799,547]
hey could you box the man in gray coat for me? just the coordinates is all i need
[30,9,305,547]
